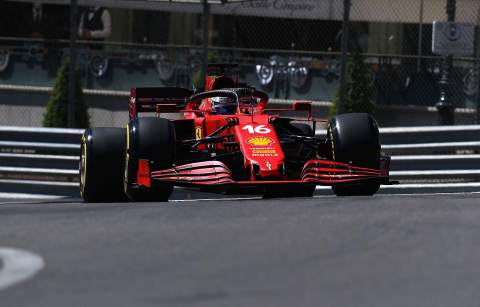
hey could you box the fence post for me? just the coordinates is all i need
[435,0,456,125]
[201,0,210,89]
[338,0,351,115]
[476,18,480,123]
[68,0,78,128]
[416,0,424,72]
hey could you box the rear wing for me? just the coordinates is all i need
[129,87,192,120]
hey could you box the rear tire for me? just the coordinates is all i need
[125,117,175,202]
[80,128,126,202]
[328,113,381,196]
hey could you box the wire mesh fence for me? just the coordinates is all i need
[0,0,478,126]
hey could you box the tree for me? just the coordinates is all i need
[43,60,89,128]
[329,51,375,117]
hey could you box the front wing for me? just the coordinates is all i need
[144,159,390,188]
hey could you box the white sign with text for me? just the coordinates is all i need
[432,21,475,56]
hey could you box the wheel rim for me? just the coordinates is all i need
[79,138,87,197]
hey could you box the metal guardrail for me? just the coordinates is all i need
[383,126,480,182]
[0,126,81,196]
[0,125,479,196]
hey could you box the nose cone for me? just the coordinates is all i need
[235,125,285,178]
[247,137,280,171]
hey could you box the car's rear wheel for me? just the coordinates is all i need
[328,113,381,196]
[80,128,126,202]
[125,117,175,202]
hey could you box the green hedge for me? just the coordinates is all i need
[43,60,89,128]
[329,51,375,117]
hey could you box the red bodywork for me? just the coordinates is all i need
[128,67,389,190]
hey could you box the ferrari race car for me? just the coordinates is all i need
[80,65,390,202]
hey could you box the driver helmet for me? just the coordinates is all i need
[211,96,237,115]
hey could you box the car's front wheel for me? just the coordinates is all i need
[328,113,381,196]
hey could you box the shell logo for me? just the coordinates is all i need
[246,137,274,146]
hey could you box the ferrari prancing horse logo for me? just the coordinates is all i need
[195,126,202,140]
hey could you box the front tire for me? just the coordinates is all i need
[125,117,175,202]
[328,113,381,196]
[80,128,126,202]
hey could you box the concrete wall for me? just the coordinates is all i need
[0,89,130,127]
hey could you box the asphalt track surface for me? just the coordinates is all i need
[1,190,480,307]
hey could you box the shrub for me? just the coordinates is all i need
[43,60,89,128]
[329,51,375,117]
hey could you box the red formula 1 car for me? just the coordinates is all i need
[80,65,390,202]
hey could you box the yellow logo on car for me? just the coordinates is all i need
[246,137,274,146]
[195,126,202,140]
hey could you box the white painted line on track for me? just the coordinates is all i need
[0,185,478,202]
[170,196,262,203]
[380,182,480,189]
[172,191,480,201]
[377,191,480,197]
[0,247,45,291]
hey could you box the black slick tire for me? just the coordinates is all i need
[80,128,127,202]
[328,113,381,196]
[125,117,175,202]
